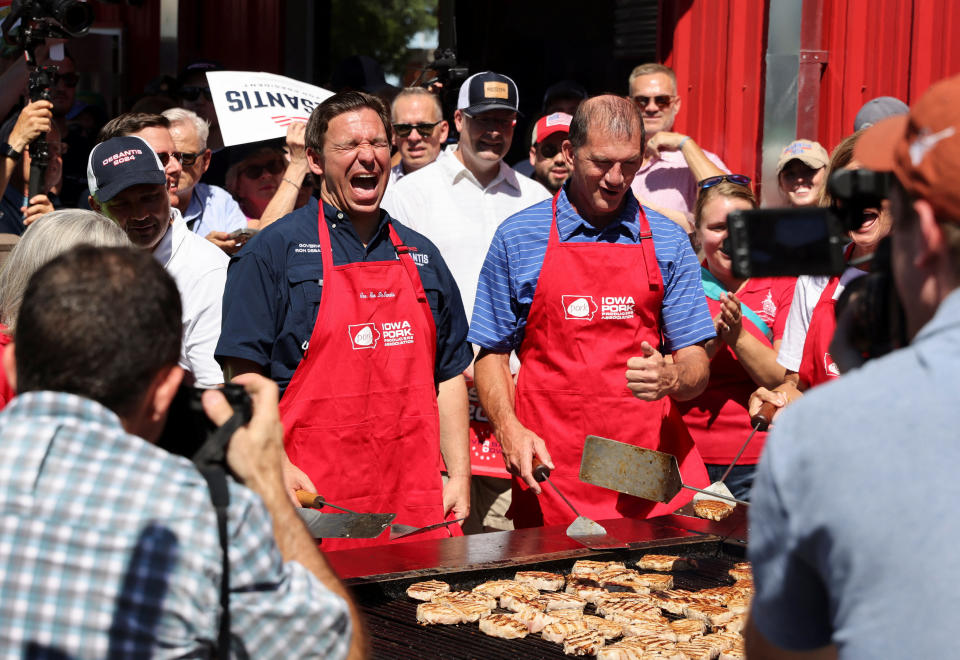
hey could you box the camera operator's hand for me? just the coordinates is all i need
[201,373,287,499]
[21,194,55,227]
[9,100,53,153]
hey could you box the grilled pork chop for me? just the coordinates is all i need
[693,499,735,521]
[406,580,450,601]
[478,613,529,639]
[515,570,565,591]
[416,602,463,625]
[636,554,698,571]
[541,620,589,643]
[562,629,603,656]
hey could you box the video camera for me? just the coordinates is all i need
[725,168,893,279]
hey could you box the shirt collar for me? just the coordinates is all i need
[555,184,641,242]
[438,148,520,192]
[150,209,179,267]
[4,390,125,431]
[321,199,392,248]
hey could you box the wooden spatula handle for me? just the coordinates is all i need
[750,401,777,432]
[532,457,550,483]
[296,489,324,508]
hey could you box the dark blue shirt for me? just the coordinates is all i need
[0,185,61,235]
[216,199,473,394]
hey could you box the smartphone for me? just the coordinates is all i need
[726,208,848,279]
[227,227,258,241]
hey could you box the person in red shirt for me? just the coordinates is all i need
[677,178,796,499]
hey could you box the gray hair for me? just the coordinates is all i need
[391,87,443,123]
[162,107,211,150]
[568,95,645,151]
[627,63,678,94]
[0,210,131,330]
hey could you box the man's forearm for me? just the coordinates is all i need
[474,349,518,437]
[678,138,725,182]
[249,474,368,659]
[437,374,470,478]
[667,344,711,401]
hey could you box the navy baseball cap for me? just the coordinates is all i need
[87,136,166,203]
[457,71,519,115]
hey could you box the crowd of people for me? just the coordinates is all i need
[0,38,954,658]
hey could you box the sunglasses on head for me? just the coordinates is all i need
[179,86,212,102]
[52,72,79,88]
[393,121,440,138]
[241,160,285,179]
[155,151,183,167]
[632,94,675,109]
[698,174,752,190]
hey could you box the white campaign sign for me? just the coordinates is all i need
[206,71,334,146]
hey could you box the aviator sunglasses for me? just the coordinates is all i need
[698,174,752,190]
[393,121,441,138]
[632,94,676,109]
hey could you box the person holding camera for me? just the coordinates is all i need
[0,98,63,234]
[0,245,364,657]
[745,74,960,659]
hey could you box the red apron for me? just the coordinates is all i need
[279,209,457,550]
[509,194,709,528]
[797,276,842,388]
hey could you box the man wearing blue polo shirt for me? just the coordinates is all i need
[470,95,714,527]
[216,91,473,548]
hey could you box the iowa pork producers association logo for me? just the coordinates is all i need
[561,295,598,321]
[348,323,380,349]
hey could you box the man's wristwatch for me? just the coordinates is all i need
[1,142,21,162]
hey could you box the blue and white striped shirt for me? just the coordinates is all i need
[467,187,715,352]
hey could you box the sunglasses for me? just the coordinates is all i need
[393,121,440,138]
[632,94,676,109]
[538,142,563,159]
[241,160,285,179]
[698,174,752,190]
[155,151,183,167]
[179,151,205,167]
[52,72,79,88]
[179,86,212,102]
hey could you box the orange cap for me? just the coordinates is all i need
[856,75,960,220]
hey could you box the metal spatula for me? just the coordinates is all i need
[296,490,397,538]
[692,402,775,504]
[532,457,628,549]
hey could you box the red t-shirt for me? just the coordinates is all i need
[0,325,13,411]
[678,276,797,464]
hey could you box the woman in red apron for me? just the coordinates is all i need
[509,192,709,528]
[279,206,459,550]
[678,178,796,500]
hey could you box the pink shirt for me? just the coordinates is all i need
[630,148,728,215]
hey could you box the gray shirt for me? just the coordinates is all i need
[749,287,960,657]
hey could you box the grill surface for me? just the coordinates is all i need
[355,540,745,659]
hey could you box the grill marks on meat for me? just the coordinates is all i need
[479,613,530,639]
[473,579,522,597]
[669,617,707,642]
[636,554,698,571]
[542,620,590,643]
[563,629,604,656]
[582,614,624,640]
[728,562,752,582]
[684,603,736,627]
[572,560,625,576]
[416,602,464,625]
[406,579,450,601]
[432,590,497,610]
[566,576,609,603]
[541,591,588,612]
[693,499,735,521]
[515,570,565,591]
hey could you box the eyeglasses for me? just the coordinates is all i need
[179,86,212,102]
[393,121,440,138]
[155,151,183,167]
[463,112,517,131]
[52,72,79,88]
[179,151,205,167]
[698,174,752,190]
[632,95,676,109]
[241,160,285,179]
[538,142,563,159]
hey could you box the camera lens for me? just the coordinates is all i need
[44,0,94,37]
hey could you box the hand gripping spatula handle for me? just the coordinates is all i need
[532,457,628,549]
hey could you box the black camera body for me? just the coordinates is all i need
[157,384,253,467]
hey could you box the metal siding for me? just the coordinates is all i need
[659,1,768,183]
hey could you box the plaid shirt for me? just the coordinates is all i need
[0,391,351,658]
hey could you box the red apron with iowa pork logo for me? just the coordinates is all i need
[279,209,458,549]
[509,193,708,527]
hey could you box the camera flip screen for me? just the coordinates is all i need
[727,208,848,279]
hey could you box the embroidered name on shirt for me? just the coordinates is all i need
[410,252,429,266]
[360,290,396,299]
[295,243,321,254]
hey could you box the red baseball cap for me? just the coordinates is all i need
[533,112,572,144]
[856,75,960,220]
